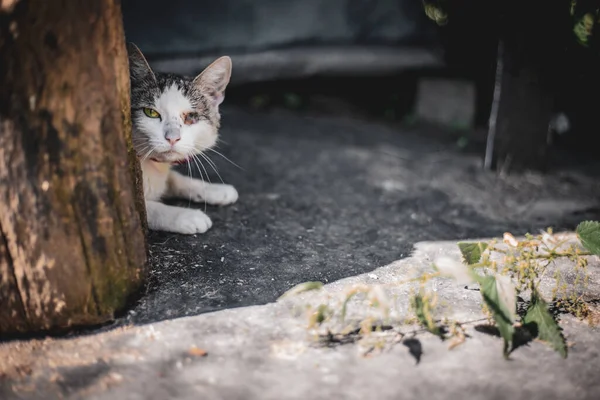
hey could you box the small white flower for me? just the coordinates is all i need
[503,232,519,247]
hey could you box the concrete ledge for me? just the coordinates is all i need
[149,46,444,85]
[1,237,599,400]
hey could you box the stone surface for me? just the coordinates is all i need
[1,107,600,399]
[1,239,599,400]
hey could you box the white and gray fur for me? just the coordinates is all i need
[127,43,238,234]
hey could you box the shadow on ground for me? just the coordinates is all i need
[122,106,600,326]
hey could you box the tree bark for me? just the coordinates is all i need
[0,0,147,336]
[485,0,567,173]
[492,61,553,173]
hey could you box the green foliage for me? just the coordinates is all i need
[341,288,366,322]
[523,290,567,358]
[422,0,600,53]
[313,304,331,325]
[458,242,489,265]
[576,220,600,255]
[416,228,590,358]
[288,221,596,360]
[278,281,324,300]
[411,292,443,338]
[476,275,516,356]
[422,0,448,26]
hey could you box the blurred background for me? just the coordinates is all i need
[121,0,600,169]
[120,0,487,129]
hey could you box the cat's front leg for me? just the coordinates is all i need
[146,200,212,234]
[166,170,238,206]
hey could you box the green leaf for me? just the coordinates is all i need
[278,281,323,300]
[458,242,489,265]
[341,291,360,323]
[478,275,515,356]
[576,220,600,255]
[340,287,372,322]
[523,290,567,358]
[314,304,330,324]
[494,275,517,323]
[411,293,443,338]
[308,304,332,328]
[423,3,448,25]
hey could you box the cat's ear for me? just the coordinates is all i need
[192,56,232,106]
[127,42,156,84]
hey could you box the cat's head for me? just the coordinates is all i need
[127,43,232,164]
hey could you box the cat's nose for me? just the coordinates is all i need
[164,128,181,146]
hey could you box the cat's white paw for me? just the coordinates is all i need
[172,209,213,234]
[201,184,238,206]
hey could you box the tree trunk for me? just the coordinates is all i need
[484,0,566,173]
[0,0,147,336]
[492,61,553,173]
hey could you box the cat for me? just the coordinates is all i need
[127,43,238,234]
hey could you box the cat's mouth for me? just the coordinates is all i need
[171,157,190,165]
[150,157,189,165]
[149,151,190,165]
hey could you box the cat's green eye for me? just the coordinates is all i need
[143,108,161,119]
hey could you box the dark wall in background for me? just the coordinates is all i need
[122,0,438,57]
[121,0,444,83]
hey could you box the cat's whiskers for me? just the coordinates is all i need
[134,144,151,158]
[202,155,220,177]
[191,153,213,185]
[207,147,244,171]
[178,144,207,212]
[175,145,193,207]
[131,138,149,148]
[136,137,164,160]
[199,152,225,185]
[140,145,158,163]
[184,153,194,208]
[189,153,210,213]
